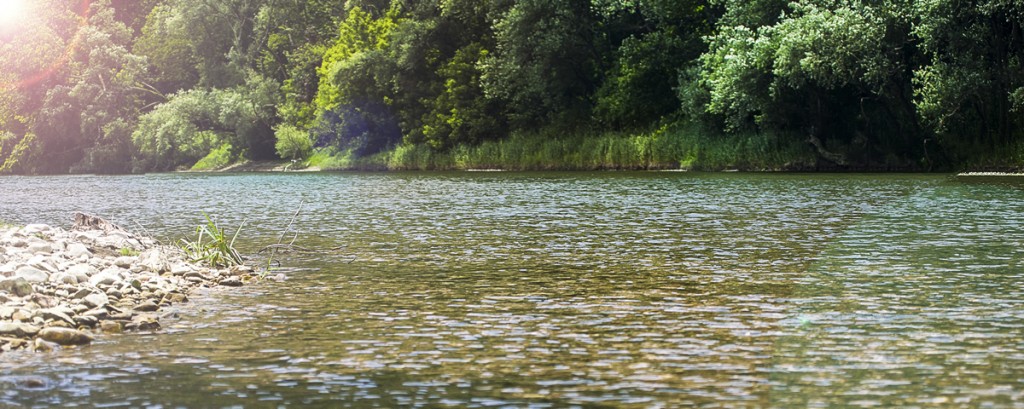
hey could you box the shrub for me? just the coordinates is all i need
[274,125,313,160]
[191,142,235,171]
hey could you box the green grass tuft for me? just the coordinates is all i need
[179,214,245,267]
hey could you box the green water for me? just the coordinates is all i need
[1,172,1022,407]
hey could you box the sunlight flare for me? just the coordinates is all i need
[0,0,27,29]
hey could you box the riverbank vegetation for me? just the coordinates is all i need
[1,0,1022,173]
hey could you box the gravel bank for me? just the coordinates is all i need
[0,214,253,353]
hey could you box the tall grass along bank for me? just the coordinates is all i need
[301,125,819,172]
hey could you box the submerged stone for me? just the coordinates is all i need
[38,327,93,346]
[125,314,160,332]
[99,320,122,333]
[219,277,243,287]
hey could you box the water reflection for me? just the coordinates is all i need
[1,173,1022,407]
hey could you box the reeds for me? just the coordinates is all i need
[179,214,244,267]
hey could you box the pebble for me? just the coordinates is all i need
[0,216,253,354]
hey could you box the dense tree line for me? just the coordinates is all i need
[0,0,1021,173]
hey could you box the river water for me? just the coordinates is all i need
[0,172,1022,407]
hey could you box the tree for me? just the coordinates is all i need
[593,0,720,129]
[132,73,279,171]
[1,0,148,174]
[913,0,1024,160]
[0,0,77,173]
[480,0,601,129]
[312,4,403,155]
[418,42,504,149]
[696,0,921,165]
[133,4,200,95]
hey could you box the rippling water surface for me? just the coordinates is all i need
[1,172,1023,407]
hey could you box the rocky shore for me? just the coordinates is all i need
[0,214,253,353]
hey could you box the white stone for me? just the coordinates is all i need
[89,272,121,287]
[82,292,109,308]
[27,255,57,273]
[67,264,97,282]
[15,266,49,283]
[48,272,79,285]
[21,224,52,235]
[170,263,193,276]
[27,242,52,254]
[113,256,136,269]
[66,242,91,259]
[74,231,99,243]
[0,262,17,277]
[36,308,76,326]
[136,248,169,273]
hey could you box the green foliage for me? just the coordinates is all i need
[119,247,141,257]
[593,0,717,130]
[132,89,227,170]
[191,142,236,170]
[3,0,1024,172]
[0,133,38,174]
[27,0,150,174]
[305,146,388,170]
[480,0,601,129]
[277,43,330,130]
[314,5,401,114]
[132,75,277,171]
[274,124,313,160]
[179,214,244,268]
[417,43,502,150]
[72,119,137,174]
[132,4,200,94]
[695,0,922,166]
[912,0,1024,160]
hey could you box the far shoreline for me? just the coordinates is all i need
[181,159,1024,175]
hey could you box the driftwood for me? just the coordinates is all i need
[71,212,128,233]
[257,244,347,254]
[259,202,354,265]
[806,133,848,166]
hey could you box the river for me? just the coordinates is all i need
[1,172,1022,407]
